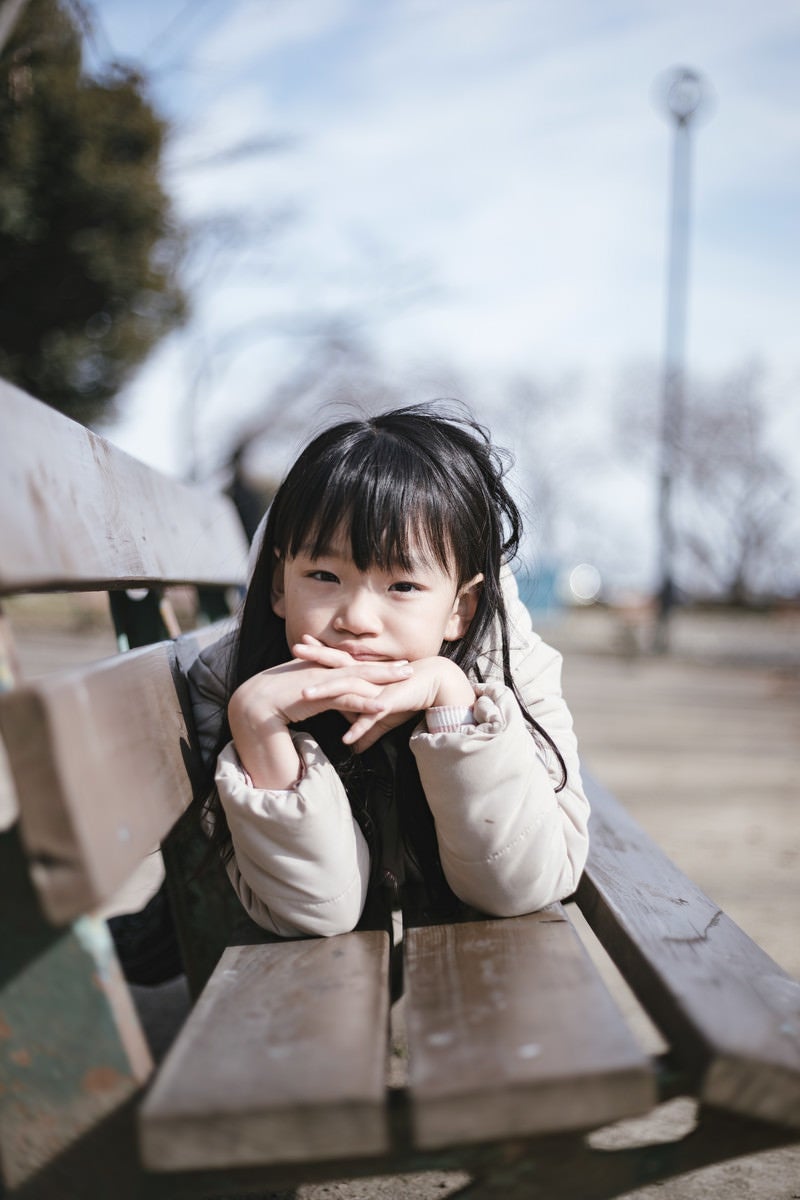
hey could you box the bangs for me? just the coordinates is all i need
[275,430,459,575]
[246,401,526,702]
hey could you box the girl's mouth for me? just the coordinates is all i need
[335,645,391,662]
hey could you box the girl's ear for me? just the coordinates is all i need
[271,554,287,619]
[443,574,483,642]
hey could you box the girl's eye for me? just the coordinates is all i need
[389,580,420,593]
[309,570,339,583]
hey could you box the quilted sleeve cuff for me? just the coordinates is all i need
[425,705,477,733]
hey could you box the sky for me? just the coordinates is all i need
[82,0,800,592]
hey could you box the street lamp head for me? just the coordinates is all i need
[654,66,713,127]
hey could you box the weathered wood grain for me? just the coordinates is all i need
[0,640,193,922]
[404,908,656,1149]
[578,773,800,1128]
[139,934,392,1170]
[0,380,248,594]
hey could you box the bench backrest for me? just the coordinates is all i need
[0,380,250,923]
[0,381,258,1190]
[0,379,246,594]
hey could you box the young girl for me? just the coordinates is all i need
[188,403,589,937]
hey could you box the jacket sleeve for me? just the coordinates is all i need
[410,576,589,917]
[214,735,371,938]
[186,633,371,938]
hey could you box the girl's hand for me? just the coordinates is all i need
[291,636,420,747]
[342,656,476,751]
[228,654,412,787]
[294,639,475,753]
[240,656,412,727]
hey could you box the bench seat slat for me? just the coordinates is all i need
[0,380,248,594]
[139,933,392,1171]
[404,908,657,1149]
[0,641,193,923]
[579,774,800,1128]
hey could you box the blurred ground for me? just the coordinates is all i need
[7,598,800,1198]
[552,604,800,981]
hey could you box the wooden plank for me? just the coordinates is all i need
[578,773,800,1128]
[139,933,392,1171]
[0,380,249,594]
[0,640,194,923]
[403,909,656,1150]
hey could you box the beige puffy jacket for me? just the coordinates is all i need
[187,574,589,937]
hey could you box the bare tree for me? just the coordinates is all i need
[616,361,797,602]
[676,365,795,602]
[69,3,445,484]
[499,372,591,550]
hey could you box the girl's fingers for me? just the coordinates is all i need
[344,707,419,751]
[293,641,350,667]
[323,695,386,717]
[341,714,378,745]
[302,666,411,696]
[342,709,398,746]
[304,680,393,723]
[292,640,410,673]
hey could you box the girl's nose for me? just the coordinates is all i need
[333,590,381,636]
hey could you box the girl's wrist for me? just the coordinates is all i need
[228,695,300,789]
[431,657,476,709]
[235,720,301,789]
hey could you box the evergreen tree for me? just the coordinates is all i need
[0,0,186,425]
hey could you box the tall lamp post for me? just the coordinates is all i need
[653,66,711,652]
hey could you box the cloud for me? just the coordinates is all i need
[96,0,799,524]
[193,0,358,70]
[164,0,795,378]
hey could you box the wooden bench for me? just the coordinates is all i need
[1,381,798,1200]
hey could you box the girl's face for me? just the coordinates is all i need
[271,536,482,663]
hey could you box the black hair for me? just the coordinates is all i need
[200,401,566,885]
